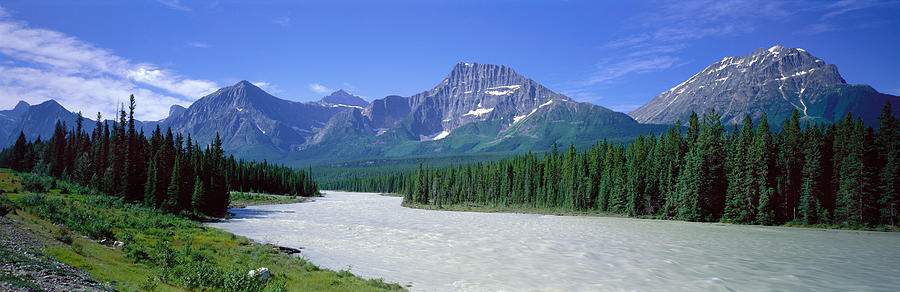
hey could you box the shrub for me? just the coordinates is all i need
[139,275,159,291]
[53,227,73,245]
[124,243,151,263]
[0,195,14,216]
[337,266,353,278]
[56,179,101,196]
[78,218,115,240]
[21,173,53,193]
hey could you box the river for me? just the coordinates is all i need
[207,191,900,291]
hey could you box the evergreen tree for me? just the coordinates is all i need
[776,110,804,222]
[836,118,872,225]
[413,163,427,204]
[724,115,754,223]
[799,124,825,224]
[191,175,205,214]
[876,101,899,226]
[751,114,776,224]
[11,132,27,171]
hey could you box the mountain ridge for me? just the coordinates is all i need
[629,45,899,125]
[3,47,897,165]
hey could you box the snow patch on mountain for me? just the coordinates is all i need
[464,107,494,117]
[484,85,522,96]
[420,130,450,141]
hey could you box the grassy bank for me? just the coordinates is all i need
[0,171,403,291]
[229,192,308,208]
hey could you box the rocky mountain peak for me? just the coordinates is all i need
[35,99,64,109]
[359,62,578,140]
[320,90,368,107]
[629,45,890,125]
[196,80,277,109]
[438,62,528,93]
[11,101,30,113]
[168,104,187,118]
[0,100,31,122]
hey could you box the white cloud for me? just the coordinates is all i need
[559,88,605,104]
[562,0,791,102]
[252,81,283,94]
[158,0,191,12]
[0,66,189,122]
[308,83,333,94]
[272,16,291,27]
[0,6,217,120]
[802,23,840,35]
[187,41,209,48]
[125,64,216,98]
[586,56,682,86]
[342,82,357,91]
[803,0,899,35]
[822,0,882,19]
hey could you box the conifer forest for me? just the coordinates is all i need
[0,96,318,216]
[329,102,900,227]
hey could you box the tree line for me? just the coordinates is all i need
[331,102,899,227]
[0,95,318,216]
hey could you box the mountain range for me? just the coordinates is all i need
[2,45,897,165]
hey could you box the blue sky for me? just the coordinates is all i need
[0,0,898,120]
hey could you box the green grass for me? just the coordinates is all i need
[0,168,23,193]
[3,173,404,291]
[780,220,899,232]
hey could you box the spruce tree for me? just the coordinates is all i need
[11,132,27,171]
[876,101,899,226]
[724,115,754,223]
[836,118,872,226]
[754,114,776,225]
[799,124,825,224]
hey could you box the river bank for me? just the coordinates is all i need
[229,191,309,208]
[0,172,403,291]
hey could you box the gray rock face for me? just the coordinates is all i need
[0,101,31,146]
[629,45,898,125]
[359,62,575,140]
[168,105,187,118]
[319,90,368,107]
[0,101,29,122]
[0,100,85,147]
[163,80,346,156]
[304,62,644,159]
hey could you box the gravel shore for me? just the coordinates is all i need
[0,216,110,291]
